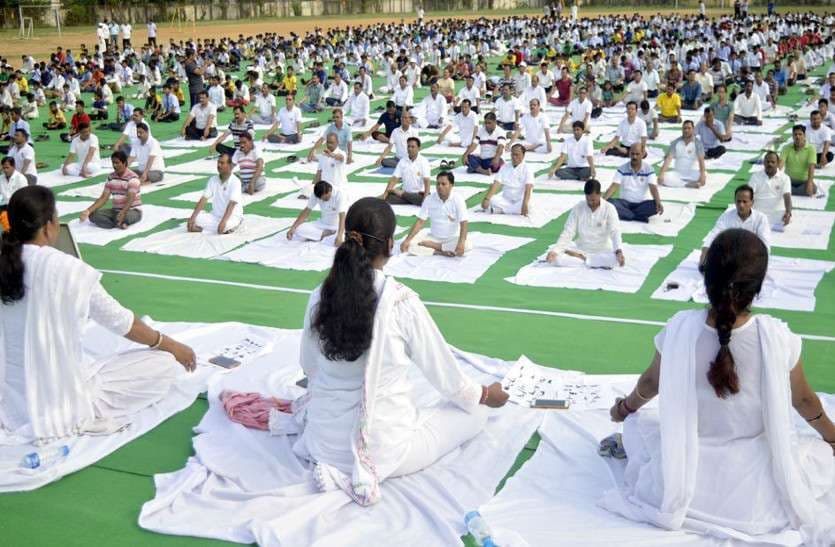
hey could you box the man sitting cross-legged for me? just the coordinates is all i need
[548,120,596,181]
[481,143,535,216]
[286,180,347,247]
[400,170,472,257]
[657,120,707,188]
[79,150,143,230]
[381,136,432,206]
[604,144,664,223]
[463,112,506,176]
[187,154,243,235]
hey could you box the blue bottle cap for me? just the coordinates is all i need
[464,510,480,524]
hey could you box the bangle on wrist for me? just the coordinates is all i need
[621,397,636,415]
[805,411,823,423]
[634,386,651,402]
[150,331,163,350]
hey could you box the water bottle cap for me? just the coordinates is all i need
[464,510,480,524]
[482,539,497,547]
[59,445,70,457]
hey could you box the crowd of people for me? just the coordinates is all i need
[1,7,835,545]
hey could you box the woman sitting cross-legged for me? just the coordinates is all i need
[601,228,835,545]
[0,186,196,442]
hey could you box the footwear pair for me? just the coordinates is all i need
[439,159,456,170]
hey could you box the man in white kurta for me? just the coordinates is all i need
[286,180,347,247]
[437,99,478,147]
[187,154,244,234]
[700,184,771,265]
[418,83,447,129]
[546,179,625,268]
[481,143,535,216]
[400,171,472,257]
[749,151,792,228]
[513,99,552,154]
[344,82,370,127]
[61,124,102,178]
[657,121,707,188]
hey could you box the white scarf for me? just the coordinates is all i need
[0,245,101,441]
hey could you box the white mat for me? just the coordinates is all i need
[508,244,673,293]
[160,137,214,149]
[351,139,390,154]
[121,215,293,259]
[468,193,583,228]
[161,148,194,160]
[593,148,665,169]
[60,174,201,199]
[56,200,93,217]
[220,230,338,271]
[384,232,535,284]
[422,143,474,156]
[258,133,320,153]
[36,166,107,188]
[606,172,735,204]
[0,320,242,492]
[720,205,834,250]
[138,339,542,546]
[703,150,760,171]
[167,151,288,175]
[68,205,188,246]
[619,202,696,237]
[652,249,835,312]
[793,179,832,210]
[479,394,835,547]
[171,177,302,206]
[814,161,835,178]
[270,153,378,176]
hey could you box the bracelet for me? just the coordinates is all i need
[805,411,823,423]
[634,386,651,402]
[621,397,637,415]
[150,331,163,350]
[617,399,633,419]
[479,385,489,405]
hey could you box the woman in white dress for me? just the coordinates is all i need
[601,228,835,545]
[0,186,196,442]
[294,197,509,506]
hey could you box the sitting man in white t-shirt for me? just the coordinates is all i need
[181,91,218,141]
[286,180,347,247]
[344,81,371,127]
[657,120,706,188]
[61,122,102,177]
[400,170,472,257]
[604,144,664,223]
[700,183,771,266]
[381,136,431,206]
[512,99,552,154]
[437,99,478,147]
[749,150,793,229]
[557,86,592,133]
[187,154,243,234]
[547,121,596,180]
[481,143,535,215]
[249,83,277,125]
[296,132,348,199]
[127,122,165,183]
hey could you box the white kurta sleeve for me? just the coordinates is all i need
[399,296,482,412]
[607,205,623,251]
[88,283,134,336]
[553,206,579,253]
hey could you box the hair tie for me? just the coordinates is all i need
[718,329,732,347]
[346,230,364,247]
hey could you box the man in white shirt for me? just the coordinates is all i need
[187,154,243,234]
[657,121,707,188]
[400,171,472,257]
[558,86,592,133]
[393,75,414,113]
[0,156,28,210]
[311,133,348,192]
[753,71,775,111]
[604,144,663,223]
[265,95,303,144]
[382,137,431,206]
[522,75,547,113]
[806,110,833,167]
[249,84,277,125]
[513,99,552,154]
[700,184,771,266]
[286,180,347,247]
[455,75,481,113]
[623,71,648,105]
[8,130,37,185]
[324,73,349,108]
[61,123,102,177]
[344,81,370,127]
[127,123,165,183]
[464,112,506,175]
[548,121,595,180]
[749,151,792,228]
[481,143,535,216]
[601,101,648,157]
[113,108,150,156]
[734,80,763,125]
[546,179,625,268]
[438,99,478,147]
[208,76,226,112]
[376,112,419,169]
[181,91,218,140]
[495,83,520,132]
[418,82,448,129]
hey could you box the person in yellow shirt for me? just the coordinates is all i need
[43,100,67,130]
[282,67,298,97]
[656,82,682,123]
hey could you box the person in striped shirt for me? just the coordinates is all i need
[79,150,142,229]
[210,106,253,157]
[231,132,265,195]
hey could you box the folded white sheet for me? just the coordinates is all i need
[652,172,735,204]
[703,150,760,171]
[171,177,301,206]
[619,202,696,237]
[68,205,189,246]
[60,174,201,199]
[719,205,834,250]
[651,249,835,312]
[138,339,543,547]
[56,200,94,217]
[507,244,673,293]
[384,232,535,284]
[351,139,390,154]
[167,151,288,175]
[468,193,583,228]
[36,166,108,188]
[593,148,665,169]
[121,215,293,259]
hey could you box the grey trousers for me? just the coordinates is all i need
[381,157,399,169]
[790,179,817,196]
[385,191,424,206]
[241,176,267,193]
[90,208,143,229]
[555,167,591,180]
[144,170,164,183]
[24,174,37,186]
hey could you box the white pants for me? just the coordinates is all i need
[520,141,549,154]
[554,250,617,268]
[417,117,444,129]
[489,194,525,215]
[404,230,473,256]
[294,220,336,241]
[65,162,103,178]
[345,116,368,127]
[393,403,488,477]
[662,170,700,188]
[195,211,243,234]
[250,113,275,125]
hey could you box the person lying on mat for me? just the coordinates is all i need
[292,197,508,505]
[286,180,347,247]
[187,154,243,235]
[604,228,835,544]
[546,179,625,268]
[79,151,143,230]
[380,137,431,206]
[61,122,102,178]
[481,143,535,216]
[547,120,595,181]
[749,151,793,228]
[700,184,770,267]
[657,121,707,188]
[0,186,195,442]
[511,99,552,155]
[604,144,664,223]
[400,171,471,257]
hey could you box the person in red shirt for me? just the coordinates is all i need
[60,100,91,143]
[550,67,573,107]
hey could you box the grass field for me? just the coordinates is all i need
[1,8,834,546]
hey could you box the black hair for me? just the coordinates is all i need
[111,150,128,163]
[584,179,601,194]
[1,186,57,304]
[484,112,497,121]
[1,156,14,167]
[734,184,754,200]
[313,180,332,198]
[406,136,421,147]
[703,229,768,398]
[135,122,149,132]
[437,170,454,184]
[792,124,806,134]
[572,120,585,130]
[313,197,395,362]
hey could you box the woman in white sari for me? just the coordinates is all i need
[0,186,196,443]
[601,228,835,545]
[294,197,509,506]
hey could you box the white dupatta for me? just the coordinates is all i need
[0,245,101,441]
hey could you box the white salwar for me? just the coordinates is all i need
[282,271,486,505]
[600,309,835,545]
[0,245,179,442]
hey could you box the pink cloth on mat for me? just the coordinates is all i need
[221,391,292,430]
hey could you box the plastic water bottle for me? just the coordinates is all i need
[465,510,497,547]
[20,445,69,469]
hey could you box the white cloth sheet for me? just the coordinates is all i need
[384,232,534,284]
[258,132,321,153]
[60,174,200,199]
[593,148,665,169]
[619,202,696,237]
[160,137,216,149]
[56,200,94,217]
[36,167,105,188]
[703,151,759,171]
[793,179,832,210]
[121,215,293,259]
[171,177,301,206]
[719,205,835,250]
[652,250,835,312]
[168,151,287,175]
[68,205,188,246]
[160,148,193,160]
[270,153,377,177]
[507,244,673,293]
[611,172,734,204]
[351,140,390,154]
[138,339,542,546]
[468,193,583,228]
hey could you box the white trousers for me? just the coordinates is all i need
[65,162,103,178]
[404,230,473,256]
[294,220,336,241]
[554,250,617,268]
[195,211,243,234]
[662,170,700,188]
[489,194,525,215]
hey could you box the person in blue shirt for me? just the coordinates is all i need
[681,70,703,110]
